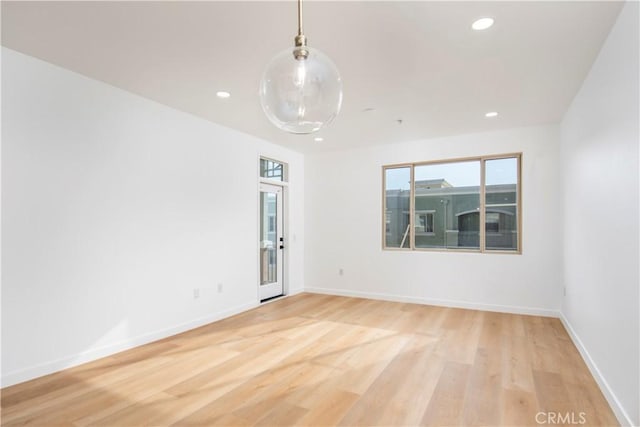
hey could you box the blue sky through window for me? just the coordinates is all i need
[385,157,517,190]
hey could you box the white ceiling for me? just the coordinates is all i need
[2,1,623,153]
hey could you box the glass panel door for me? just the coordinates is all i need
[259,183,283,300]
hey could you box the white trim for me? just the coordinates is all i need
[259,182,285,301]
[3,285,628,427]
[259,177,289,187]
[1,301,258,388]
[302,287,629,425]
[288,287,304,296]
[304,287,558,317]
[559,313,634,427]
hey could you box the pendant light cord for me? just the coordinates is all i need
[297,0,303,36]
[294,0,307,52]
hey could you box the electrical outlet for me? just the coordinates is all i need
[193,288,200,299]
[563,287,567,297]
[339,268,344,276]
[217,283,223,293]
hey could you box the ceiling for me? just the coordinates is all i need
[1,1,623,153]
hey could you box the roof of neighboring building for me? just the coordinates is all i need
[386,183,516,197]
[415,179,453,189]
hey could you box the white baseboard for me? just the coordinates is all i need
[305,287,633,425]
[2,288,307,388]
[288,287,304,296]
[304,286,559,317]
[559,313,634,427]
[4,287,631,427]
[1,300,258,388]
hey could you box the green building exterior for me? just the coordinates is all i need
[385,179,518,250]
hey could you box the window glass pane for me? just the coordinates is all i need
[414,161,480,249]
[485,157,518,251]
[415,211,435,234]
[260,158,285,181]
[260,191,278,284]
[385,167,411,248]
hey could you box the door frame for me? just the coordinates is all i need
[256,178,289,303]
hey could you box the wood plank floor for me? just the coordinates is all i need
[1,293,618,426]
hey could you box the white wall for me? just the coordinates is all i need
[1,48,304,387]
[305,124,562,315]
[560,2,639,425]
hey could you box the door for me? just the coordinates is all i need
[259,183,284,301]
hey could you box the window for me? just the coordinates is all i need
[384,167,411,248]
[485,212,500,233]
[484,157,519,251]
[414,160,480,250]
[415,211,435,234]
[382,154,521,253]
[260,158,286,181]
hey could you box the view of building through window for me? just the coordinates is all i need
[485,157,519,251]
[384,167,411,248]
[383,155,520,252]
[260,158,285,181]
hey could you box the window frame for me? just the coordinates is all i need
[259,157,287,182]
[382,165,413,250]
[382,153,522,254]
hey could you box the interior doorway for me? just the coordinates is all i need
[259,182,284,301]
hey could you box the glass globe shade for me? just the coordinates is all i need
[259,45,343,134]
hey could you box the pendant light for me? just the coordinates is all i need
[259,0,343,134]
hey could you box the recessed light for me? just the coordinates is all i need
[472,17,494,31]
[216,91,231,99]
[314,137,324,142]
[485,111,499,118]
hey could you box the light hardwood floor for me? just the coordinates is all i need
[2,293,618,426]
